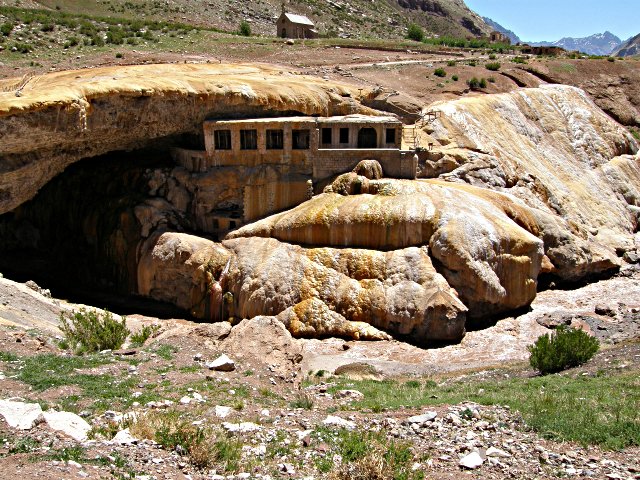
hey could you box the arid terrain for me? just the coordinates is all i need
[1,2,640,479]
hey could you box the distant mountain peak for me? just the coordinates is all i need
[530,31,622,56]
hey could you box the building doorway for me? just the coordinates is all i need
[358,127,377,148]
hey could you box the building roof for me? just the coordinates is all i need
[283,12,314,26]
[205,114,401,126]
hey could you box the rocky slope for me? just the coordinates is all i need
[482,16,521,44]
[2,0,492,39]
[613,33,640,57]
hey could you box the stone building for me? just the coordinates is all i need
[276,11,318,39]
[171,115,417,225]
[490,31,511,45]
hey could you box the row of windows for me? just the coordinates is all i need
[213,127,398,151]
[215,129,310,150]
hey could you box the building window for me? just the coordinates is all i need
[266,129,284,149]
[385,128,396,144]
[339,127,349,144]
[292,129,310,150]
[214,130,231,150]
[240,129,257,150]
[321,128,332,146]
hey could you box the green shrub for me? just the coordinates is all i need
[467,59,477,66]
[485,62,501,71]
[1,22,13,36]
[130,324,160,347]
[238,20,251,37]
[607,57,615,62]
[447,60,456,67]
[63,36,79,48]
[528,325,599,374]
[290,393,314,410]
[406,23,424,42]
[13,42,32,53]
[433,67,446,77]
[489,53,496,60]
[512,56,527,64]
[59,308,129,354]
[451,74,459,81]
[488,76,496,83]
[479,77,487,88]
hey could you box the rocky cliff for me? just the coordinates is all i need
[1,66,639,344]
[0,63,369,215]
[424,84,639,265]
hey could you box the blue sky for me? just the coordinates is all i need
[465,0,639,42]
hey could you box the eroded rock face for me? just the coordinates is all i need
[0,63,370,215]
[425,85,640,264]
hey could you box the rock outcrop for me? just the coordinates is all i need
[0,63,370,215]
[424,84,639,265]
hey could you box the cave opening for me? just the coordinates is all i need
[0,142,198,318]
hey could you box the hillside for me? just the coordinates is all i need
[0,0,492,39]
[531,31,622,56]
[482,16,521,44]
[613,33,640,57]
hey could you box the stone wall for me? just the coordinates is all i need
[312,149,417,181]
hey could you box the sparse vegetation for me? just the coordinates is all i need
[451,74,459,81]
[59,308,129,354]
[315,427,423,480]
[406,23,424,42]
[313,364,639,450]
[512,56,528,64]
[447,60,456,67]
[485,61,501,71]
[467,77,487,89]
[131,410,242,471]
[130,324,160,347]
[290,393,314,410]
[528,325,599,374]
[433,67,446,77]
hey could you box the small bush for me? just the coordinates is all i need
[485,62,501,71]
[479,77,487,88]
[433,67,446,77]
[528,325,599,374]
[467,59,477,66]
[512,56,528,64]
[59,308,129,354]
[290,393,314,410]
[607,57,615,62]
[63,36,79,48]
[489,53,496,60]
[130,324,160,347]
[406,23,424,42]
[13,42,32,53]
[451,74,459,81]
[447,60,456,66]
[1,22,13,36]
[467,77,480,89]
[115,52,123,58]
[488,76,496,83]
[238,20,251,37]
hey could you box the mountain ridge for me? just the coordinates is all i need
[613,33,640,57]
[482,16,521,44]
[529,31,622,56]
